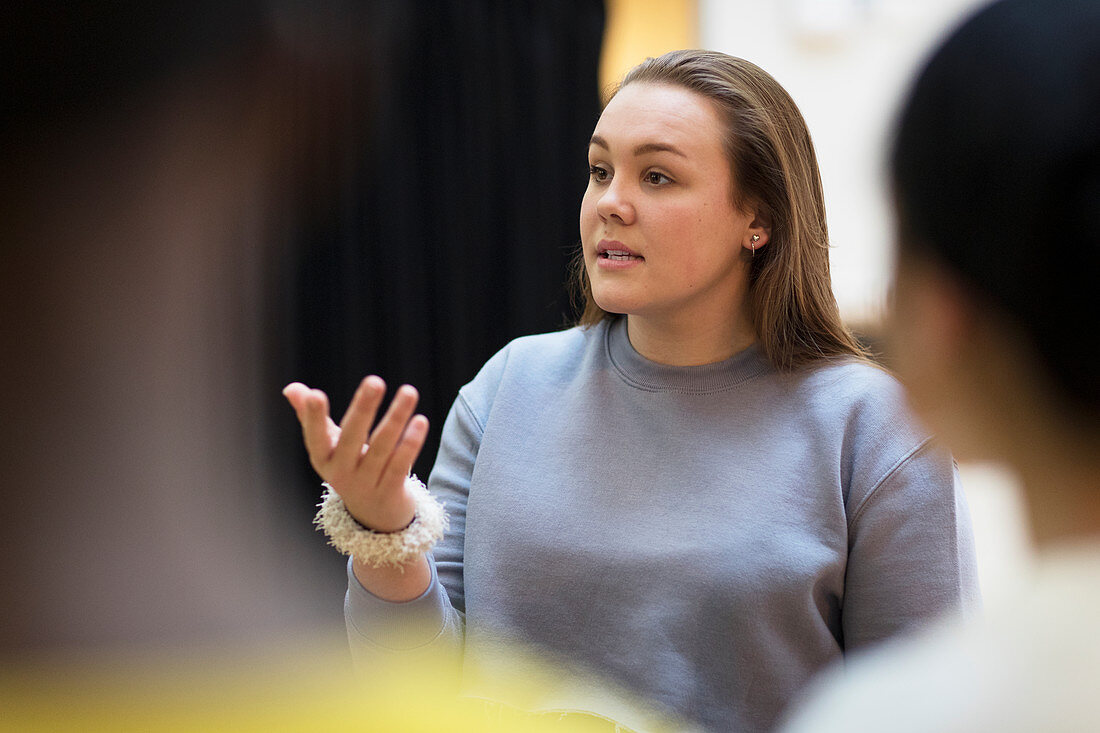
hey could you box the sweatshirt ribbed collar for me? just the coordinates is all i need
[605,316,773,394]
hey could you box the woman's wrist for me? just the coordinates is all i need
[314,475,448,569]
[345,503,416,534]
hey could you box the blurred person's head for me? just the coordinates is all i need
[0,1,372,653]
[889,0,1100,540]
[574,49,866,370]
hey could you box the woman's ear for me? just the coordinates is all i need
[742,211,772,254]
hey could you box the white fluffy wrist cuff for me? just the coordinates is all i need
[313,475,448,568]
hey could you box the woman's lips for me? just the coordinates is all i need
[596,240,643,265]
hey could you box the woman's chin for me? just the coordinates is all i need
[590,286,644,317]
[591,296,633,317]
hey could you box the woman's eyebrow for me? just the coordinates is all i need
[633,142,687,157]
[588,134,686,158]
[589,134,610,150]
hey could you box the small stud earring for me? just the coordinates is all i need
[750,234,760,256]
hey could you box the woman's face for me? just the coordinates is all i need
[580,82,758,326]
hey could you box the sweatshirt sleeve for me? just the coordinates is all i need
[343,389,483,670]
[841,437,980,650]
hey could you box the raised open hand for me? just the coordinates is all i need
[283,376,429,533]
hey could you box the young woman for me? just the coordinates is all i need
[782,1,1100,730]
[285,50,978,732]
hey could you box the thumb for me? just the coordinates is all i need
[283,382,311,413]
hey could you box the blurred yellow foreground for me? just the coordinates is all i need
[0,633,622,732]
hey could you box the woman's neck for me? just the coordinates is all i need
[1016,433,1100,548]
[625,310,756,366]
[964,329,1100,548]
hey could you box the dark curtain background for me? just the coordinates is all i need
[272,0,607,505]
[0,0,603,651]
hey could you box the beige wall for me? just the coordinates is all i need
[699,0,989,327]
[600,0,698,99]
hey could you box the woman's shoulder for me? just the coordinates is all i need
[787,358,950,506]
[790,357,929,446]
[483,323,597,373]
[501,323,595,361]
[457,323,603,406]
[790,355,901,403]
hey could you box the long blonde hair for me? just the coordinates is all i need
[573,49,868,370]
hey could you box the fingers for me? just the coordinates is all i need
[331,375,386,468]
[379,414,429,489]
[284,379,427,494]
[356,384,420,486]
[282,382,311,412]
[283,383,335,467]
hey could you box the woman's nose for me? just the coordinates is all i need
[595,179,636,225]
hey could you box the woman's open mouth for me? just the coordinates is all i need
[600,249,643,261]
[596,240,643,263]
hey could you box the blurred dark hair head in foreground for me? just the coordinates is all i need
[890,0,1100,426]
[0,1,377,654]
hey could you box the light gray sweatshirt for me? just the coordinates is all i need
[345,317,979,732]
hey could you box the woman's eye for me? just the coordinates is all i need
[588,164,610,182]
[644,171,672,185]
